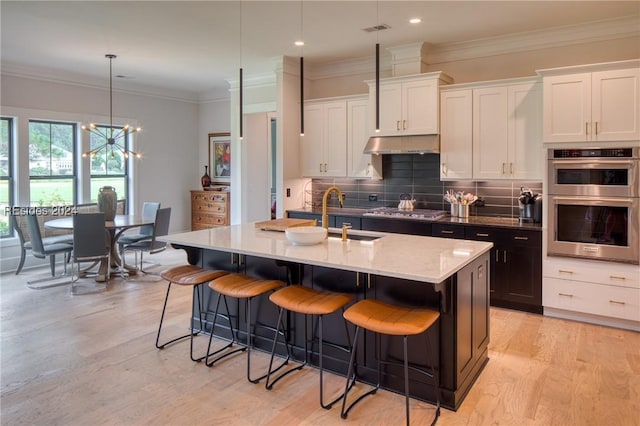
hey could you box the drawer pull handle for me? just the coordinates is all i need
[513,236,529,240]
[558,293,573,298]
[609,300,625,305]
[559,269,574,274]
[476,233,489,237]
[441,230,454,234]
[609,275,626,281]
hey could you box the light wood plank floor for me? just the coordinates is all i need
[1,248,639,425]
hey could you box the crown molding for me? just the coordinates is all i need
[226,71,276,92]
[1,61,201,103]
[426,15,640,64]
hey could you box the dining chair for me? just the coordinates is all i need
[120,207,171,275]
[70,212,111,294]
[117,201,160,246]
[24,214,74,288]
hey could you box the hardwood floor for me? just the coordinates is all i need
[1,248,639,425]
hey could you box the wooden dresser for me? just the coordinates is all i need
[190,190,230,230]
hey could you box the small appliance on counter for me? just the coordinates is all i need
[519,187,542,223]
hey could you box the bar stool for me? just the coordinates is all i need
[340,299,441,426]
[157,265,229,361]
[265,285,354,409]
[205,274,284,383]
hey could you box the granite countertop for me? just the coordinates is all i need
[288,208,542,231]
[160,223,493,284]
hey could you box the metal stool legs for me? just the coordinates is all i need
[155,282,206,362]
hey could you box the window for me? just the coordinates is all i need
[88,125,129,202]
[0,117,13,238]
[29,120,76,205]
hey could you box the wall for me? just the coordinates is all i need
[312,154,542,219]
[0,74,202,271]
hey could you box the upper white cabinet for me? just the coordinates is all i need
[440,89,473,180]
[300,100,347,177]
[367,72,452,137]
[300,96,382,179]
[347,97,382,179]
[539,61,640,143]
[440,78,542,181]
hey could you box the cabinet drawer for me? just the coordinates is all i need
[432,223,465,239]
[192,214,227,226]
[544,258,640,288]
[544,277,640,321]
[192,201,227,214]
[192,192,228,203]
[465,226,541,246]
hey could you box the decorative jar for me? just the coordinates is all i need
[201,165,211,188]
[98,186,117,220]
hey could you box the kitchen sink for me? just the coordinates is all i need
[327,232,381,241]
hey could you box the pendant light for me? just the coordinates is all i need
[82,54,142,159]
[298,0,305,136]
[239,0,244,140]
[375,1,380,133]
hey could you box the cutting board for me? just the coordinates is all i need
[255,218,317,231]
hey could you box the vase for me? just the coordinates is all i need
[98,186,117,221]
[201,165,211,188]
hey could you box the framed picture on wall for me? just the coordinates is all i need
[208,132,231,182]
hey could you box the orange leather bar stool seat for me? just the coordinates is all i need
[340,299,441,426]
[205,273,284,384]
[265,285,354,410]
[156,265,229,362]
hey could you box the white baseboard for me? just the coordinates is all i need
[544,307,640,332]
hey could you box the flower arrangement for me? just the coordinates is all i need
[444,190,478,205]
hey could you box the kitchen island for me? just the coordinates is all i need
[160,223,493,410]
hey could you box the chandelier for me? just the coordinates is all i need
[82,54,142,159]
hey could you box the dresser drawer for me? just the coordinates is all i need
[192,213,227,226]
[192,200,227,214]
[192,192,228,203]
[544,277,640,321]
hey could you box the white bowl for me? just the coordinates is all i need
[285,226,327,246]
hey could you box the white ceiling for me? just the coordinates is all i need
[2,1,639,100]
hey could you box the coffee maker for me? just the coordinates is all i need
[519,188,542,223]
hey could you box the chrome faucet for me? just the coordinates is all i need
[322,186,343,229]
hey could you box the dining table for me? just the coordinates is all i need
[44,214,155,276]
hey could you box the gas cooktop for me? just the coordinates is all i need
[363,207,448,220]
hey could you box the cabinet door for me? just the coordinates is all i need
[592,68,640,141]
[440,90,473,180]
[347,99,381,179]
[403,79,439,135]
[473,86,508,180]
[323,102,347,177]
[508,82,542,180]
[377,83,403,136]
[543,73,591,142]
[300,104,324,177]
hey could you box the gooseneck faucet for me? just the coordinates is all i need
[322,186,343,229]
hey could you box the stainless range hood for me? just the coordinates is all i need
[363,135,440,154]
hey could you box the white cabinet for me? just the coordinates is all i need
[347,98,382,179]
[440,89,473,180]
[440,78,542,181]
[473,82,542,180]
[543,257,640,330]
[367,72,451,137]
[540,62,640,143]
[300,100,347,177]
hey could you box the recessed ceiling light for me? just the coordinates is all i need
[295,40,304,46]
[409,18,422,24]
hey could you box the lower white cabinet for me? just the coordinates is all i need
[543,257,640,328]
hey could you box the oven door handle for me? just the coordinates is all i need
[550,159,635,168]
[551,196,635,205]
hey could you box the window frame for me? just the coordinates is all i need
[88,124,131,203]
[0,117,14,239]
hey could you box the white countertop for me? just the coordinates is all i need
[161,223,493,284]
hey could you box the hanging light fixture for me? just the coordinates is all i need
[375,1,380,133]
[239,0,244,140]
[82,54,142,159]
[299,0,304,136]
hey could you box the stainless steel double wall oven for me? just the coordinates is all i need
[547,147,640,264]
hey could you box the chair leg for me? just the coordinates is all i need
[49,254,56,276]
[156,282,202,350]
[265,307,298,390]
[404,335,410,426]
[205,292,245,366]
[341,326,379,419]
[16,248,26,275]
[426,332,441,426]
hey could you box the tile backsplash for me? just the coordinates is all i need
[310,154,542,218]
